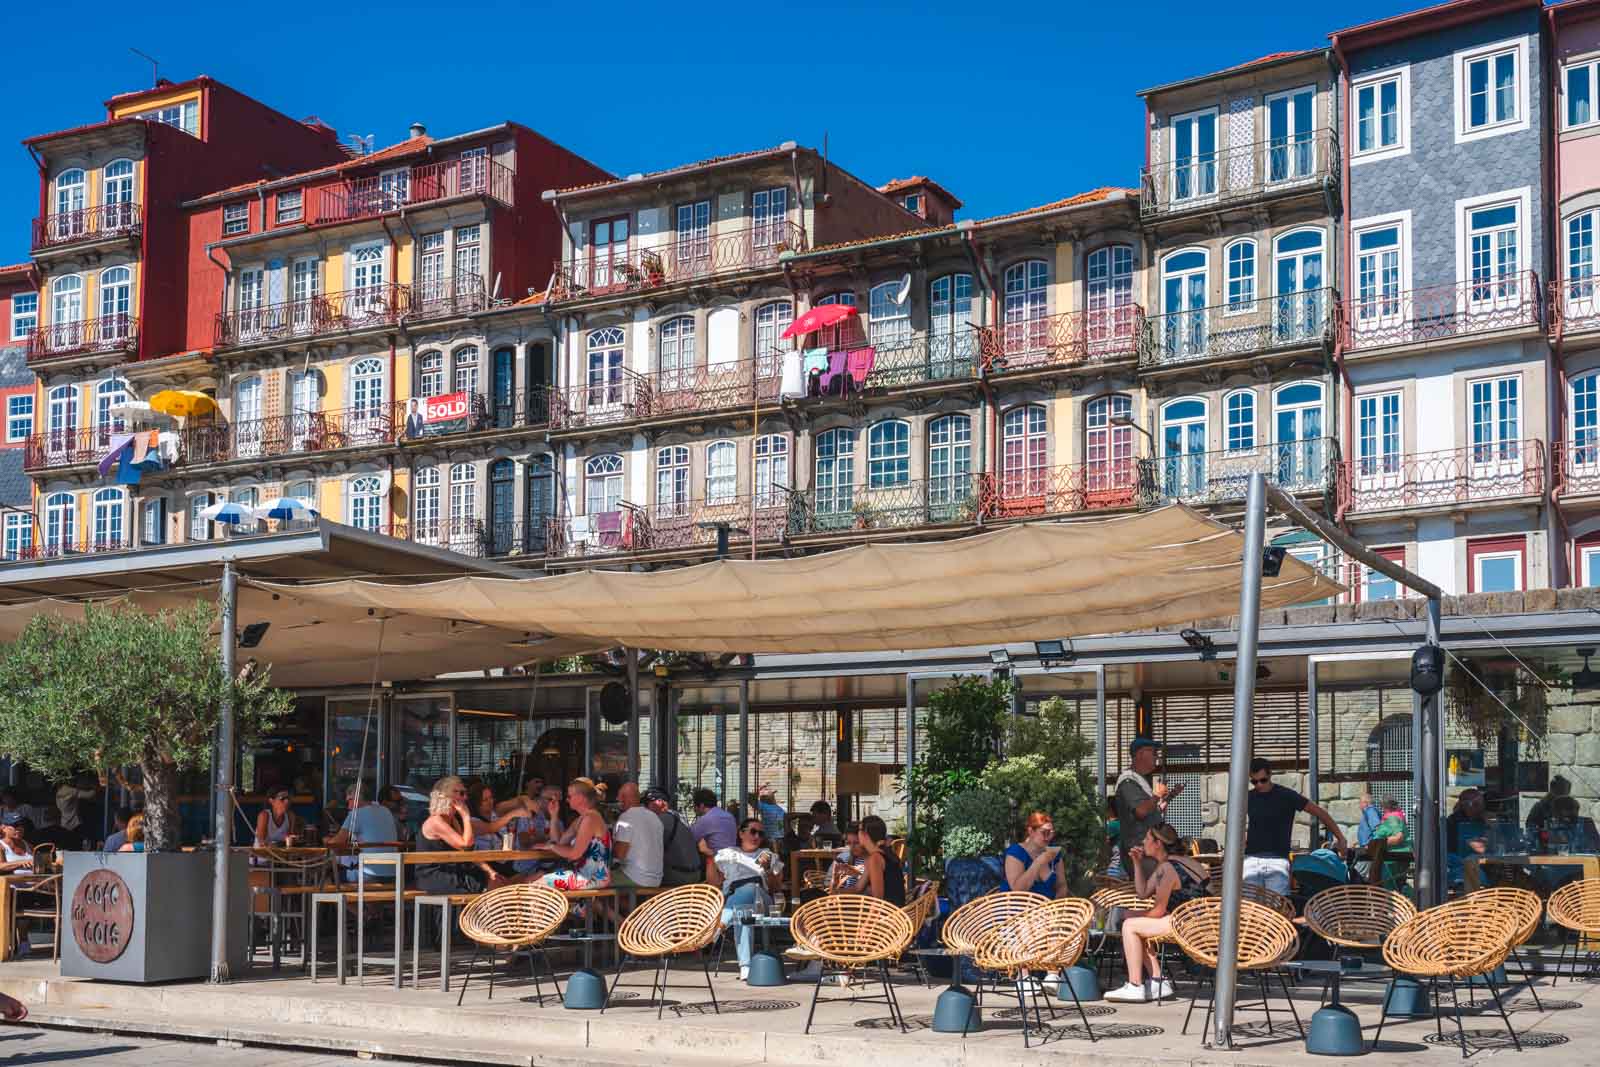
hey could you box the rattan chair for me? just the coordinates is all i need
[1376,901,1520,1058]
[972,898,1097,1048]
[10,875,59,962]
[454,884,568,1006]
[1236,882,1297,921]
[1548,878,1600,985]
[1454,886,1544,1009]
[1303,884,1416,952]
[1169,896,1304,1040]
[791,894,915,1033]
[604,883,723,1019]
[1087,884,1159,985]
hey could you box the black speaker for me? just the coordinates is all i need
[599,682,631,725]
[1410,644,1444,696]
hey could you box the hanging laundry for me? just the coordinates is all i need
[115,450,143,486]
[96,434,136,477]
[780,349,804,399]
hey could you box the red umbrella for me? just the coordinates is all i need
[781,303,858,339]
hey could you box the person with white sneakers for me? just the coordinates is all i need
[1104,823,1210,1004]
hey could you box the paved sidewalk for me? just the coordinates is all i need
[0,1024,432,1066]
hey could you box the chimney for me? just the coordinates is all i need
[409,122,427,140]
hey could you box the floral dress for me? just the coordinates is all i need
[538,828,611,891]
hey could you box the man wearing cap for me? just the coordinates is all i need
[646,788,704,885]
[1115,739,1183,878]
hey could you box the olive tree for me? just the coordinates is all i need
[0,601,293,852]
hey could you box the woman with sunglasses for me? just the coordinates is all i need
[415,775,501,894]
[707,818,783,980]
[254,789,302,848]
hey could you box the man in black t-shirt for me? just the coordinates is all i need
[1243,757,1346,896]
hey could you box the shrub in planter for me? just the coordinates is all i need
[941,788,1010,856]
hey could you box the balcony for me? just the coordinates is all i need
[214,276,487,348]
[979,307,1144,375]
[863,334,979,388]
[1558,439,1600,497]
[315,157,514,225]
[27,313,138,363]
[1340,439,1545,515]
[980,462,1149,519]
[31,204,142,250]
[648,495,796,551]
[1140,129,1337,218]
[547,502,651,558]
[1150,439,1338,506]
[401,387,552,440]
[787,476,983,537]
[1141,289,1330,369]
[6,535,137,563]
[183,404,398,466]
[22,427,117,472]
[549,221,807,301]
[1550,278,1600,337]
[1341,272,1542,354]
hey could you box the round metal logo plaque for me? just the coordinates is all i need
[70,869,134,963]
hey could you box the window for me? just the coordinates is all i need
[223,202,249,236]
[1001,260,1049,353]
[350,242,385,296]
[6,395,32,442]
[290,259,320,331]
[349,357,386,435]
[753,301,793,379]
[99,266,132,338]
[658,315,695,390]
[1265,85,1316,182]
[454,225,482,284]
[587,215,629,289]
[901,193,922,215]
[1160,249,1208,359]
[1085,246,1134,350]
[449,463,476,536]
[1273,381,1325,487]
[413,466,440,543]
[236,267,263,320]
[10,293,36,340]
[1273,229,1326,343]
[134,99,198,136]
[3,512,31,561]
[1568,60,1600,129]
[96,378,129,433]
[656,446,690,514]
[1455,37,1529,141]
[1356,391,1403,477]
[188,492,212,542]
[868,280,911,348]
[418,231,445,302]
[585,454,623,516]
[586,326,625,410]
[1225,390,1256,451]
[706,441,737,504]
[1354,70,1407,158]
[1225,240,1256,312]
[751,187,789,249]
[1462,195,1523,305]
[815,429,855,518]
[815,291,861,349]
[51,274,84,326]
[46,384,77,440]
[928,274,974,374]
[1159,398,1208,499]
[54,169,85,231]
[1470,375,1520,463]
[1569,211,1598,312]
[347,475,385,533]
[1354,222,1404,326]
[232,375,261,458]
[276,189,303,224]
[867,420,910,489]
[1572,372,1599,467]
[1170,108,1218,201]
[417,351,444,398]
[675,200,711,261]
[754,435,788,507]
[379,168,410,207]
[1468,536,1524,593]
[1363,545,1405,602]
[1085,394,1134,498]
[103,160,135,208]
[452,345,479,395]
[1579,538,1600,588]
[140,498,165,547]
[1002,405,1048,497]
[43,493,74,551]
[927,415,971,507]
[458,147,488,191]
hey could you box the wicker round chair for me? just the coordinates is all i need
[1454,886,1544,1008]
[972,898,1097,1047]
[454,883,570,1006]
[791,894,915,1033]
[1548,878,1600,985]
[604,883,724,1019]
[1376,901,1520,1057]
[1169,896,1304,1039]
[941,891,1044,956]
[1303,884,1417,951]
[1236,882,1297,921]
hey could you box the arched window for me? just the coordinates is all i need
[1225,239,1256,312]
[1001,260,1048,355]
[815,428,856,522]
[867,419,910,488]
[1225,389,1256,452]
[1159,397,1208,499]
[656,445,690,514]
[659,315,695,391]
[98,266,133,339]
[449,463,477,542]
[417,351,444,398]
[413,466,441,543]
[755,434,789,507]
[103,160,135,206]
[347,474,384,532]
[586,326,625,411]
[43,492,75,552]
[869,279,912,349]
[46,385,77,450]
[1001,405,1047,498]
[54,169,86,238]
[753,300,793,379]
[706,440,737,505]
[96,378,128,435]
[928,414,971,508]
[1085,394,1134,500]
[1085,247,1134,351]
[349,357,386,438]
[584,454,623,516]
[489,459,515,552]
[451,344,480,395]
[1567,209,1599,318]
[1572,371,1599,467]
[1273,228,1327,343]
[1160,250,1208,361]
[929,274,974,374]
[1273,381,1326,488]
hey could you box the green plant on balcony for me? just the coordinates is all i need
[851,500,882,530]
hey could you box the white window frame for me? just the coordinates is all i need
[901,193,922,215]
[1350,210,1414,331]
[5,394,33,442]
[1579,541,1600,587]
[1453,35,1531,144]
[655,445,690,514]
[1264,84,1319,184]
[1224,238,1256,314]
[1453,187,1531,291]
[3,511,31,561]
[706,440,737,505]
[10,293,36,340]
[1351,65,1411,164]
[1168,106,1219,204]
[1224,389,1256,452]
[222,202,249,236]
[275,189,303,224]
[1564,59,1600,131]
[1473,547,1524,593]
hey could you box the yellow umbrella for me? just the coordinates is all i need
[147,390,218,419]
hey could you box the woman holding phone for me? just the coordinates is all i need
[1004,811,1068,898]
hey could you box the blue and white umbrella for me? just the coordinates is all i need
[198,500,258,526]
[257,497,318,523]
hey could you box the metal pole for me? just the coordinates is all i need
[1307,659,1319,805]
[1417,598,1444,908]
[210,560,238,984]
[714,699,727,802]
[1214,472,1268,1048]
[905,674,918,885]
[1095,665,1107,803]
[737,679,750,812]
[625,648,640,783]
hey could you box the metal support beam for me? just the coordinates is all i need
[1417,599,1445,907]
[1307,659,1320,804]
[1213,473,1268,1047]
[1262,483,1443,601]
[625,648,640,782]
[737,679,750,812]
[209,559,238,984]
[1095,665,1107,805]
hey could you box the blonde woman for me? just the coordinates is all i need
[536,780,610,891]
[416,776,498,893]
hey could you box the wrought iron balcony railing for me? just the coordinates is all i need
[7,535,137,563]
[862,333,980,387]
[1550,277,1600,337]
[1340,438,1544,515]
[1557,439,1600,497]
[649,357,781,417]
[182,404,398,465]
[546,502,651,558]
[787,475,983,537]
[549,221,807,301]
[1141,289,1331,368]
[400,387,553,440]
[31,203,142,250]
[548,370,652,432]
[315,157,514,225]
[1340,272,1542,353]
[214,276,486,348]
[27,313,138,362]
[978,306,1144,374]
[1140,128,1337,217]
[1150,438,1339,507]
[648,495,797,551]
[21,427,123,471]
[979,460,1150,519]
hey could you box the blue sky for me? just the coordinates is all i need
[0,0,1410,265]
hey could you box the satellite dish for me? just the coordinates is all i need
[599,682,631,725]
[895,272,912,305]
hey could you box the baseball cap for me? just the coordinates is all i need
[643,787,672,805]
[1129,738,1162,756]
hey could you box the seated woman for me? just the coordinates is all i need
[467,782,532,878]
[707,818,783,981]
[1105,823,1210,1004]
[254,789,302,848]
[415,776,501,894]
[857,814,905,905]
[1371,795,1411,889]
[535,780,611,891]
[0,822,33,874]
[1005,810,1069,899]
[117,814,145,853]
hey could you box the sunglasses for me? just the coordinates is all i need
[1250,776,1271,785]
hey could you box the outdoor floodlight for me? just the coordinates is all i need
[989,648,1012,666]
[1033,639,1074,667]
[1261,546,1287,577]
[1179,627,1218,661]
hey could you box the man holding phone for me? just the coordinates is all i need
[1115,739,1183,878]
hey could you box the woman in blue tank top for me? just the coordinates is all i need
[1003,811,1067,898]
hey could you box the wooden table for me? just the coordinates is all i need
[787,848,839,903]
[1464,852,1600,891]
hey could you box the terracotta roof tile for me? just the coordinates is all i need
[1218,49,1316,74]
[553,145,791,196]
[23,118,143,147]
[977,186,1135,225]
[878,175,963,209]
[802,225,958,256]
[0,264,32,278]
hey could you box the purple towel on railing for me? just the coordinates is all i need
[595,510,623,547]
[818,351,848,396]
[96,434,135,476]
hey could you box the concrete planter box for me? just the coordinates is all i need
[61,849,247,983]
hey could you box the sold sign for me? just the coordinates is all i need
[70,869,134,963]
[422,393,469,422]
